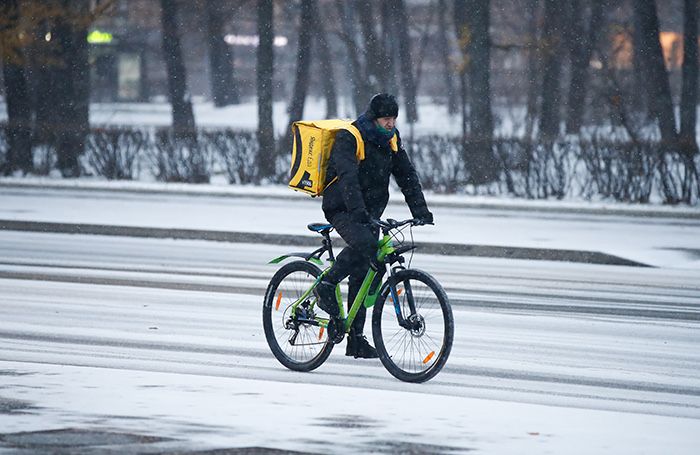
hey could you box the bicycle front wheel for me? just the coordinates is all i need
[262,260,333,372]
[372,269,454,383]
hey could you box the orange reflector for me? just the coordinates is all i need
[423,351,435,364]
[388,288,403,303]
[275,292,282,311]
[318,326,325,340]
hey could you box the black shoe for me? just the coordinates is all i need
[327,317,345,344]
[316,281,339,317]
[346,333,379,359]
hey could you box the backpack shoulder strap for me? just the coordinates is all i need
[339,124,365,161]
[389,133,398,152]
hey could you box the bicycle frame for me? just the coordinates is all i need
[285,230,404,333]
[264,217,451,382]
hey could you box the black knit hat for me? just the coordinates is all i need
[367,93,399,120]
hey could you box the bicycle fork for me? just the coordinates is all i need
[387,266,419,330]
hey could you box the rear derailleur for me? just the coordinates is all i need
[284,300,315,346]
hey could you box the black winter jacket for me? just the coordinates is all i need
[322,118,429,221]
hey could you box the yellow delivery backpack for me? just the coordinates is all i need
[288,119,398,196]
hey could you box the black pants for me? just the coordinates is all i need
[324,211,379,334]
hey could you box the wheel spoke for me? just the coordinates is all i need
[374,271,453,381]
[263,263,333,372]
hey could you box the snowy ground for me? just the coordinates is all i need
[1,98,699,452]
[1,179,699,269]
[1,182,699,453]
[3,361,697,454]
[1,98,473,137]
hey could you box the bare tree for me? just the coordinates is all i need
[314,4,337,118]
[453,0,469,140]
[287,0,315,125]
[437,0,458,115]
[392,0,418,123]
[381,1,399,96]
[256,0,275,178]
[633,0,677,144]
[0,0,32,175]
[565,0,603,133]
[205,0,238,107]
[160,0,196,139]
[538,0,564,140]
[357,0,389,93]
[279,0,315,156]
[335,0,370,115]
[524,0,541,140]
[680,0,698,155]
[28,0,92,177]
[465,0,497,184]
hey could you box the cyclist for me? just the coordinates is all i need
[316,93,434,358]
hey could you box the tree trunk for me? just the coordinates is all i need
[453,0,469,141]
[437,0,458,115]
[314,6,337,118]
[59,0,90,177]
[287,0,315,125]
[565,0,603,133]
[524,0,541,141]
[32,0,90,177]
[205,0,238,107]
[335,0,369,115]
[539,0,564,140]
[357,0,389,93]
[1,0,33,175]
[160,0,196,139]
[256,0,275,179]
[632,2,650,117]
[393,0,418,123]
[465,0,497,184]
[680,0,699,155]
[633,0,678,144]
[279,0,315,156]
[380,1,399,96]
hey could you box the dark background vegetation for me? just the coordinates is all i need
[0,0,698,204]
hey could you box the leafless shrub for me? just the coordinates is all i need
[204,130,259,184]
[581,138,658,203]
[152,129,213,183]
[406,135,466,193]
[85,127,149,180]
[657,149,700,205]
[404,134,698,205]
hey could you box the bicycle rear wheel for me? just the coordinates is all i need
[372,269,453,383]
[263,260,333,372]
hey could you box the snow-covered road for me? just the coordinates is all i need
[2,183,700,268]
[1,230,698,453]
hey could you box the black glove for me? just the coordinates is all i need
[350,209,371,225]
[414,210,434,225]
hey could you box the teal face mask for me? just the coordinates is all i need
[376,124,396,138]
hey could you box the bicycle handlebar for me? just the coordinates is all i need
[371,217,433,230]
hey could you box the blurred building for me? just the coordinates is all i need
[28,0,692,105]
[87,0,297,103]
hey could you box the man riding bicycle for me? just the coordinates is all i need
[316,93,434,359]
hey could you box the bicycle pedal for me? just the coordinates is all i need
[327,318,345,344]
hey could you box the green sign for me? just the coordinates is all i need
[88,30,113,44]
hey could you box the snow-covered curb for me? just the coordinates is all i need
[2,176,699,219]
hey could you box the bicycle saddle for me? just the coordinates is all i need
[307,222,333,233]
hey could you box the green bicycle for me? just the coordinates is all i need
[262,218,454,383]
